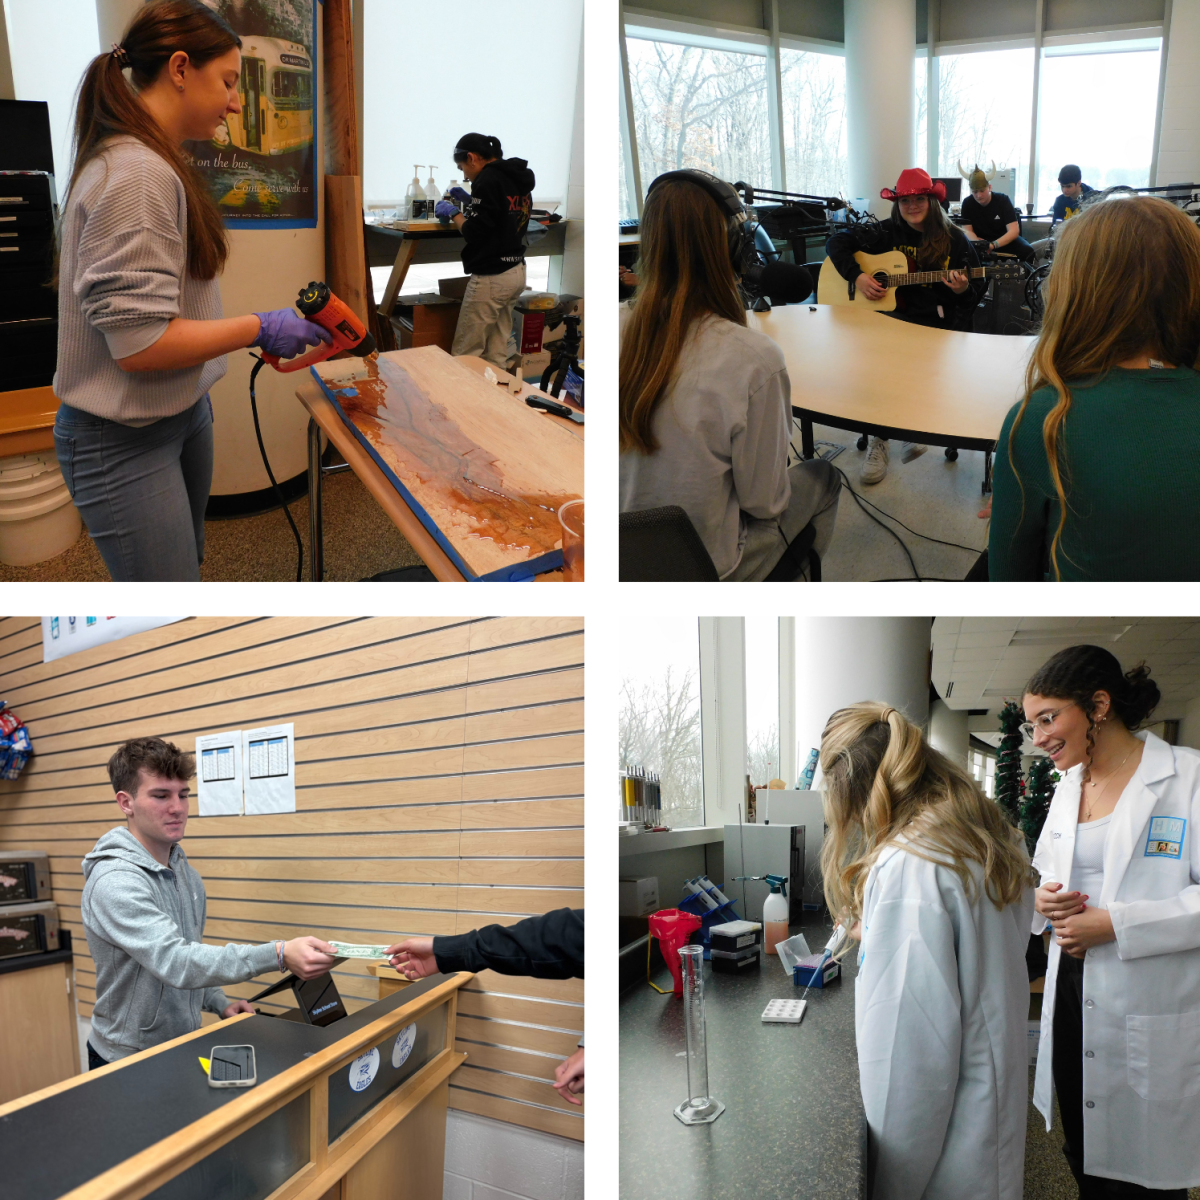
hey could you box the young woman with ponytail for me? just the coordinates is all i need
[988,196,1200,581]
[1024,646,1200,1196]
[55,0,329,581]
[818,702,1035,1199]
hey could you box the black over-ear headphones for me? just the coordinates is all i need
[645,169,759,276]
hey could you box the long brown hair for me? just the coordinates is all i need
[619,177,747,455]
[70,0,241,281]
[890,196,955,268]
[1007,196,1200,578]
[819,703,1033,950]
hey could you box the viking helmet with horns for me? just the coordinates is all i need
[959,160,996,193]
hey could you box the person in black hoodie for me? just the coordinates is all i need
[434,132,536,368]
[385,908,584,1105]
[826,167,983,482]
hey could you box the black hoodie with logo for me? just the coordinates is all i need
[460,157,536,276]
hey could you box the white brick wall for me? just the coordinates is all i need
[443,1110,583,1200]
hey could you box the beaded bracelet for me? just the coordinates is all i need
[276,940,285,973]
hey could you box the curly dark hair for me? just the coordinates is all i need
[1024,644,1160,781]
[107,737,195,796]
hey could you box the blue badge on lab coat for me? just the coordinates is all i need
[1144,816,1186,858]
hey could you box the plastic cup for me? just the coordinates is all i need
[559,499,584,581]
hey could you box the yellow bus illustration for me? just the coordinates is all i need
[213,37,313,157]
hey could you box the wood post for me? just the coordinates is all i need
[322,0,374,336]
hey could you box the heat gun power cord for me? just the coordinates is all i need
[249,355,305,583]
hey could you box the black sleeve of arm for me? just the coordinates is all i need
[433,908,584,979]
[825,228,867,282]
[954,235,984,308]
[459,177,504,247]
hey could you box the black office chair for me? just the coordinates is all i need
[619,506,821,582]
[620,507,717,580]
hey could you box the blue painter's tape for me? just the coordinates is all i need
[1144,815,1186,859]
[309,365,563,581]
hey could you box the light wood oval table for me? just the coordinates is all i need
[753,304,1035,493]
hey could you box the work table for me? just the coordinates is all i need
[619,912,866,1200]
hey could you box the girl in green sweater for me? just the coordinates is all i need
[989,196,1200,580]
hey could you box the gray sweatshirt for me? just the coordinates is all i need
[81,828,277,1061]
[55,136,227,424]
[618,307,792,579]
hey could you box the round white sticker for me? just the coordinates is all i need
[349,1047,380,1092]
[392,1023,417,1069]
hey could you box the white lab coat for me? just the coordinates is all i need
[856,840,1034,1200]
[1031,730,1200,1189]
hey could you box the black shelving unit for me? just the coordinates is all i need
[0,100,58,393]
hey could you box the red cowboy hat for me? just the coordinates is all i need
[881,168,947,202]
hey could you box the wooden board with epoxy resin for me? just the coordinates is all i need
[312,347,583,579]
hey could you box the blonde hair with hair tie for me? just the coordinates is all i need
[1008,196,1200,578]
[819,702,1033,952]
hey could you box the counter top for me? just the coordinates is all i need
[0,945,72,977]
[0,972,462,1200]
[620,912,866,1200]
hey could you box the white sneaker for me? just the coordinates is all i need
[900,442,927,463]
[861,437,889,484]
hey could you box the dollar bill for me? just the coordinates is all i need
[329,941,392,960]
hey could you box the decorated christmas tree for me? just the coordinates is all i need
[994,700,1025,828]
[1021,754,1058,856]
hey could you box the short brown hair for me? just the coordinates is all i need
[108,737,195,796]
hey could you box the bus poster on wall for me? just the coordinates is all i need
[179,0,318,228]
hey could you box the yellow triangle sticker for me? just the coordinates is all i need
[199,1057,211,1075]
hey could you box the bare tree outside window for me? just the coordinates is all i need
[937,51,1033,190]
[780,49,847,198]
[627,37,772,193]
[747,721,781,789]
[620,667,703,828]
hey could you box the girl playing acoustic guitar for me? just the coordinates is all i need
[826,168,982,483]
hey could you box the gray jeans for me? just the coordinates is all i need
[729,458,841,581]
[53,397,213,582]
[451,262,527,368]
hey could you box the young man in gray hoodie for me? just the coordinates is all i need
[81,737,336,1067]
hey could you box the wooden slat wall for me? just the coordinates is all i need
[0,616,584,1140]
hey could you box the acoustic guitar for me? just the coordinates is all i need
[816,250,1025,311]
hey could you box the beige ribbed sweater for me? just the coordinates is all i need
[54,137,227,424]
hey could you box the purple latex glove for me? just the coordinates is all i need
[435,200,461,221]
[449,186,470,204]
[252,309,332,359]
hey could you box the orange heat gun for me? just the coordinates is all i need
[262,281,377,372]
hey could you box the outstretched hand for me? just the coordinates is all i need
[386,936,438,980]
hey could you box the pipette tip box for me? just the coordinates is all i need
[762,998,807,1023]
[792,958,840,988]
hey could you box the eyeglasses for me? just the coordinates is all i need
[1019,704,1075,740]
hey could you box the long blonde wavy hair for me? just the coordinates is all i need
[1009,196,1200,578]
[819,703,1033,946]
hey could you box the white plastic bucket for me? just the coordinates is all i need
[0,454,82,566]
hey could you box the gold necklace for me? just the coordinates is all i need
[1082,744,1136,821]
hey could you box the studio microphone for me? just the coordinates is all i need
[743,259,815,305]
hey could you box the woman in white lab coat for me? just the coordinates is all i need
[819,703,1035,1200]
[1026,644,1200,1197]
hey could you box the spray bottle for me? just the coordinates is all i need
[762,875,789,955]
[405,166,425,219]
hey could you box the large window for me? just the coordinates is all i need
[1035,41,1162,213]
[620,618,703,828]
[915,53,928,172]
[745,618,779,788]
[780,49,846,198]
[626,37,771,194]
[937,48,1034,197]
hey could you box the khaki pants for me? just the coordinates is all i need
[451,263,527,368]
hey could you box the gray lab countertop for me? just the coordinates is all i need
[619,912,867,1200]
